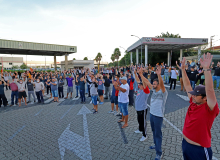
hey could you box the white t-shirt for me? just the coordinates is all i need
[118,83,129,103]
[171,70,178,79]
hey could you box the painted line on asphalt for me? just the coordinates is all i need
[9,125,26,140]
[176,94,189,101]
[34,109,43,116]
[147,104,218,160]
[44,98,54,104]
[60,105,74,119]
[163,117,182,135]
[118,122,128,144]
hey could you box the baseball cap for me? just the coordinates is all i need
[138,82,143,85]
[68,74,71,76]
[119,76,127,81]
[188,85,206,96]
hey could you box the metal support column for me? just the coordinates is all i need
[65,53,68,71]
[136,49,139,64]
[167,52,170,66]
[145,45,148,66]
[180,49,183,62]
[54,55,57,71]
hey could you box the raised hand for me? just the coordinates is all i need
[181,57,186,69]
[155,66,161,75]
[200,53,213,69]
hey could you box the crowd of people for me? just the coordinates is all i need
[0,53,219,160]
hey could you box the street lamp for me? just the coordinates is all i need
[131,35,142,66]
[119,46,127,65]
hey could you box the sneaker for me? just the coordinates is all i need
[140,136,148,142]
[108,110,114,113]
[75,96,78,98]
[93,111,98,114]
[134,130,142,134]
[149,145,156,149]
[99,102,103,105]
[116,112,122,116]
[155,154,161,160]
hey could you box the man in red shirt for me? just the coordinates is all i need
[181,53,219,160]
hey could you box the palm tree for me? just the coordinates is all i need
[113,48,121,67]
[95,52,102,73]
[111,54,115,66]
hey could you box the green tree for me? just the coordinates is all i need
[156,31,181,38]
[95,52,102,73]
[113,48,121,67]
[12,65,19,69]
[83,57,88,60]
[111,54,115,66]
[73,58,76,60]
[20,63,28,69]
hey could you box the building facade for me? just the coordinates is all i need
[0,57,23,69]
[60,60,94,71]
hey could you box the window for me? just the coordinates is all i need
[0,63,2,65]
[9,63,13,65]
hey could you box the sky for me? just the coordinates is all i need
[0,0,220,63]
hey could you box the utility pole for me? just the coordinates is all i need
[210,35,215,51]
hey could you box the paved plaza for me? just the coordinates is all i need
[0,84,220,160]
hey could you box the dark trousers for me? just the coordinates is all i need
[87,85,91,96]
[137,109,148,137]
[182,139,212,160]
[80,89,85,102]
[150,114,163,156]
[170,78,176,89]
[0,94,7,107]
[11,91,18,105]
[58,87,64,98]
[129,90,134,106]
[47,86,51,94]
[36,91,44,103]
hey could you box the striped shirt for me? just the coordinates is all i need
[150,89,168,117]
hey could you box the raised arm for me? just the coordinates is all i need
[176,61,181,69]
[155,66,166,93]
[138,68,152,90]
[181,57,193,99]
[200,53,217,110]
[134,70,140,83]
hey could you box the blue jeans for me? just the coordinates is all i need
[118,102,128,116]
[80,89,85,102]
[190,80,196,90]
[91,95,98,105]
[11,90,18,105]
[213,76,220,88]
[36,91,44,103]
[165,75,169,84]
[85,82,88,94]
[150,114,163,156]
[76,85,80,97]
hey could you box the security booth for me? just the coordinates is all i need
[127,37,208,66]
